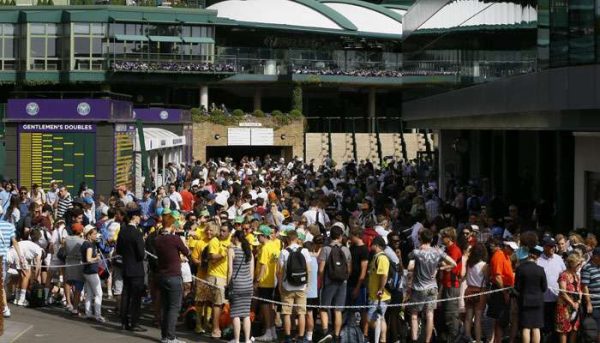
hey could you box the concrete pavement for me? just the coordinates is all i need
[3,304,223,343]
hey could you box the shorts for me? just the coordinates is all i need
[346,285,367,308]
[281,289,307,315]
[195,277,213,303]
[258,287,275,301]
[464,286,487,309]
[320,281,347,311]
[67,280,84,292]
[206,275,227,306]
[407,288,438,313]
[592,308,600,331]
[487,288,508,320]
[113,266,123,296]
[181,262,192,283]
[367,300,389,321]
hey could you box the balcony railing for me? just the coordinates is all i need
[106,53,537,82]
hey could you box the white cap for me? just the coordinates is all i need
[504,241,518,250]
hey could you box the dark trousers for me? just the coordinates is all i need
[442,286,460,343]
[542,302,557,342]
[121,276,145,327]
[159,276,183,340]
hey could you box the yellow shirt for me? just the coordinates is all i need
[257,239,281,288]
[191,235,212,278]
[187,224,206,249]
[207,236,231,279]
[368,253,391,302]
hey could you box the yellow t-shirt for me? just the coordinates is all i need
[187,224,206,250]
[368,253,391,302]
[207,236,231,279]
[191,235,212,278]
[257,239,281,288]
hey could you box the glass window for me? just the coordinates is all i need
[3,24,14,35]
[4,38,14,59]
[46,24,58,35]
[30,23,45,34]
[91,38,103,55]
[74,23,90,34]
[91,23,105,35]
[110,23,125,36]
[30,37,45,57]
[74,37,90,57]
[181,26,191,37]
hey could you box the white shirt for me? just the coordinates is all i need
[17,240,44,261]
[278,243,311,291]
[537,252,566,302]
[410,221,424,249]
[302,208,329,227]
[169,192,182,210]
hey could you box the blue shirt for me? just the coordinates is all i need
[307,255,318,299]
[0,220,16,257]
[138,198,155,219]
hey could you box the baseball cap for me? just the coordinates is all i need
[83,224,95,236]
[531,245,544,256]
[504,241,518,250]
[542,236,556,247]
[234,216,244,224]
[256,225,272,236]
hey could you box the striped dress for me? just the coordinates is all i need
[229,246,253,318]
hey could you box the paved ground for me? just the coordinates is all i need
[4,303,223,343]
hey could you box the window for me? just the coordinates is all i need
[28,23,61,71]
[0,24,17,70]
[71,23,106,71]
[586,171,600,233]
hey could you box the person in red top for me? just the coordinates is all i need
[487,238,516,343]
[440,227,463,343]
[179,182,194,214]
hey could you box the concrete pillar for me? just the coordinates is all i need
[161,151,166,185]
[200,86,209,110]
[153,153,159,188]
[254,88,262,111]
[368,87,376,133]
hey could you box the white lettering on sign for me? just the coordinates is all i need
[239,122,262,127]
[21,124,93,131]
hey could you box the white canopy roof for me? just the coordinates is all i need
[419,0,537,30]
[208,0,343,30]
[322,2,403,35]
[135,128,186,152]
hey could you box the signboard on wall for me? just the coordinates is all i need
[18,124,96,194]
[228,128,273,146]
[114,124,135,190]
[228,128,251,145]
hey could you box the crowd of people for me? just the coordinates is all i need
[0,155,599,343]
[291,66,460,78]
[111,61,237,73]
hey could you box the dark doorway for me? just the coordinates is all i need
[206,146,293,162]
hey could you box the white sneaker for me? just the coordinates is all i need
[254,332,274,342]
[3,307,11,318]
[16,299,28,307]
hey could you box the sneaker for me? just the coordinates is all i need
[255,332,274,342]
[317,334,333,343]
[3,307,11,318]
[194,324,205,334]
[168,339,186,343]
[160,339,169,343]
[16,299,28,307]
[95,316,106,323]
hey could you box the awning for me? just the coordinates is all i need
[135,128,186,152]
[114,34,149,42]
[181,37,215,44]
[148,36,183,43]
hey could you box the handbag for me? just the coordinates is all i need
[224,253,243,300]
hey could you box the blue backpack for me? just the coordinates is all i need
[97,220,114,255]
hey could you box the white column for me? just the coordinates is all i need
[153,153,159,188]
[200,86,209,110]
[161,151,166,185]
[253,88,262,111]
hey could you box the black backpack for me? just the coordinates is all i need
[285,247,308,286]
[326,245,349,282]
[375,253,403,293]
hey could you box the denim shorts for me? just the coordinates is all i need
[321,281,347,310]
[368,300,388,321]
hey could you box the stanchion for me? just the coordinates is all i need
[0,255,4,336]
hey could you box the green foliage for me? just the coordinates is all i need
[272,110,291,126]
[10,0,15,5]
[289,109,303,119]
[47,0,54,5]
[271,110,283,117]
[292,85,303,113]
[232,109,245,117]
[253,109,265,118]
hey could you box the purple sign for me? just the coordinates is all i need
[133,108,188,123]
[19,123,96,132]
[7,99,133,122]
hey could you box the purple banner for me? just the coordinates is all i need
[133,108,185,123]
[19,123,96,132]
[7,99,133,122]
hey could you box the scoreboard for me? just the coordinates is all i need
[114,124,135,190]
[18,124,96,192]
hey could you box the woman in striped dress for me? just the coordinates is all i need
[227,229,254,343]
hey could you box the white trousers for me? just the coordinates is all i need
[83,273,103,318]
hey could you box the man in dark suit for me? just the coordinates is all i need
[116,207,147,332]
